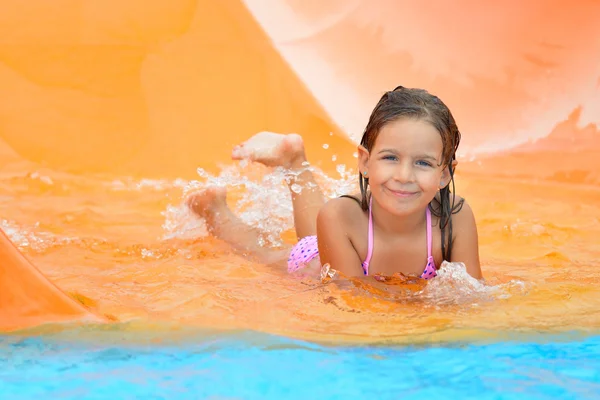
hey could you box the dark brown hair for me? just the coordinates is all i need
[358,86,464,262]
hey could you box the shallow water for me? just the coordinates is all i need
[2,159,600,343]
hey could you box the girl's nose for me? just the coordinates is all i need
[393,161,414,183]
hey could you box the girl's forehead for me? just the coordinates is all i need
[374,119,443,151]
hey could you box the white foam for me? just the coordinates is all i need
[416,261,529,305]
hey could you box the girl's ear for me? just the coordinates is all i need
[440,160,458,188]
[357,145,369,177]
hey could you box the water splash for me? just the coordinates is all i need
[161,203,207,240]
[108,178,188,192]
[417,261,529,305]
[322,261,529,306]
[161,160,358,246]
[1,219,76,253]
[27,171,54,186]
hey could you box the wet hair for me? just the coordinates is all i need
[358,86,464,262]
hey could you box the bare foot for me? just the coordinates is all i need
[231,131,306,168]
[185,186,227,220]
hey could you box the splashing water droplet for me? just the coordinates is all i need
[290,184,302,194]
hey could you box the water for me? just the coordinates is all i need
[5,150,600,400]
[2,161,600,334]
[3,166,600,398]
[1,329,599,399]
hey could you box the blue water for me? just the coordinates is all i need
[1,329,599,399]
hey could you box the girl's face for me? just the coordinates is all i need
[359,118,449,216]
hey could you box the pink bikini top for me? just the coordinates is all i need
[360,197,438,280]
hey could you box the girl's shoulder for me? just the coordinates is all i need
[434,193,481,278]
[430,193,476,234]
[451,196,477,240]
[317,194,368,228]
[431,193,474,225]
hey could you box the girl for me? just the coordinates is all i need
[187,86,482,280]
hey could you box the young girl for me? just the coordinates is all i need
[187,86,482,280]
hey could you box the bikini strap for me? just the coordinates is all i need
[362,196,374,275]
[339,195,372,275]
[426,206,433,259]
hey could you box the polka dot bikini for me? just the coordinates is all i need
[286,198,437,279]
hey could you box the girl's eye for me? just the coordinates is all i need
[417,160,433,167]
[382,155,398,161]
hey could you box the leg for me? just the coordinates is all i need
[186,187,291,264]
[232,132,325,239]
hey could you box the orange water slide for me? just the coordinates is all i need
[0,229,103,331]
[0,0,356,332]
[0,0,355,180]
[244,0,600,153]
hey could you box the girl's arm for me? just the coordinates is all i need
[316,199,365,277]
[450,200,483,279]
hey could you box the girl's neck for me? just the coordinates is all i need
[370,199,428,236]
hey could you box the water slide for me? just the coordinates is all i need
[1,0,598,332]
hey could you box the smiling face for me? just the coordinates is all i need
[359,117,449,215]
